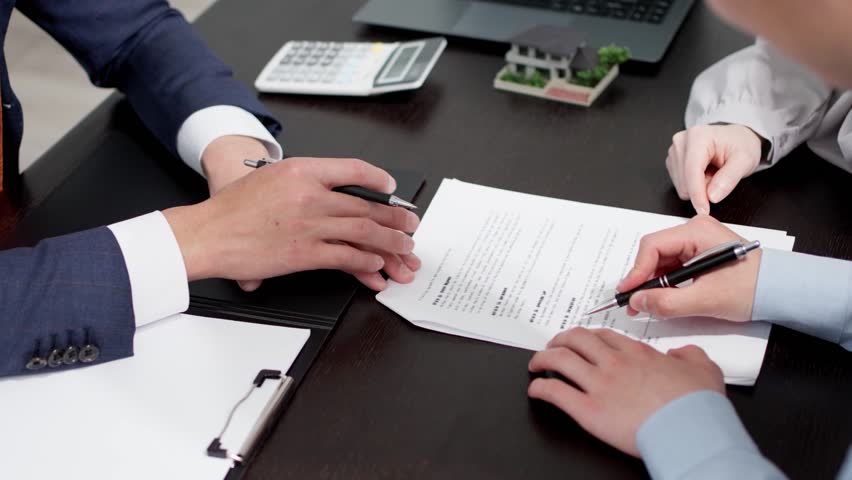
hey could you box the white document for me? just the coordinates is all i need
[0,314,309,480]
[377,179,796,385]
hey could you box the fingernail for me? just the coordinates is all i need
[407,254,422,271]
[388,176,397,193]
[374,256,385,271]
[404,236,415,253]
[695,205,709,215]
[407,212,421,232]
[708,184,723,203]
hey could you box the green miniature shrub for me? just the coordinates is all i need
[500,69,548,89]
[570,44,630,88]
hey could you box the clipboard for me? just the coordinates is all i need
[0,314,311,480]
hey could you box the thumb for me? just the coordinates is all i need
[629,287,707,319]
[707,153,753,203]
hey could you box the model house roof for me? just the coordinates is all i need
[509,25,586,58]
[570,46,599,70]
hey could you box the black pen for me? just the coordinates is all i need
[243,159,417,209]
[584,239,761,315]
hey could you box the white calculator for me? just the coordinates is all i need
[254,37,447,96]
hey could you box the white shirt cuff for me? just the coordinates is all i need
[176,105,283,177]
[108,212,190,328]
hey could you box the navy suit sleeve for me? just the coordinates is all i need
[0,227,135,377]
[15,0,281,155]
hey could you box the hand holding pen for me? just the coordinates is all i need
[242,157,422,291]
[594,216,764,322]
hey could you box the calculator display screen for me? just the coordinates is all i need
[386,46,417,79]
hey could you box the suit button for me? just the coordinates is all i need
[63,345,79,365]
[79,344,100,363]
[47,349,64,368]
[26,356,48,370]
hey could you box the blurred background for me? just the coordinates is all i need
[6,0,214,172]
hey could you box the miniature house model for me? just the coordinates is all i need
[494,25,626,107]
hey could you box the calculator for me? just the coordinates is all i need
[254,37,447,96]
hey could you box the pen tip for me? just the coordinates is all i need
[391,197,418,210]
[584,298,619,316]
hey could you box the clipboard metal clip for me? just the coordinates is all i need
[206,369,294,465]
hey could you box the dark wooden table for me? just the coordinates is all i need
[11,0,851,478]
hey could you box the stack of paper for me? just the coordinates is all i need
[0,314,309,480]
[378,179,795,385]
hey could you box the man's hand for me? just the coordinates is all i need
[528,327,725,457]
[666,125,763,215]
[162,156,421,290]
[201,135,271,290]
[617,215,760,321]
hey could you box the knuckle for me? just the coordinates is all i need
[284,217,307,233]
[293,191,316,208]
[348,159,369,180]
[393,230,411,252]
[653,296,676,318]
[682,344,706,357]
[352,218,374,237]
[672,131,684,144]
[603,353,624,370]
[690,124,709,136]
[638,235,653,253]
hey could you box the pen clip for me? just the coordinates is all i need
[682,240,743,267]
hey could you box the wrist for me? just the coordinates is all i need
[163,202,220,281]
[202,135,271,195]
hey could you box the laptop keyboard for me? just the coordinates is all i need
[485,0,674,23]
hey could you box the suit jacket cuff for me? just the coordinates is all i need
[753,249,852,350]
[108,212,189,327]
[177,105,284,177]
[637,391,764,479]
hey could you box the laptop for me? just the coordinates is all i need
[353,0,695,63]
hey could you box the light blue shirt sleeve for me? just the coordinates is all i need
[752,249,852,350]
[636,391,786,479]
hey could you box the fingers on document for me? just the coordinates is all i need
[667,344,711,364]
[324,218,415,255]
[545,327,616,366]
